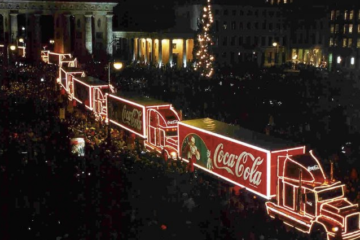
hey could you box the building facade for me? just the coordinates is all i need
[328,7,360,71]
[176,1,293,68]
[0,0,117,60]
[288,5,329,68]
[113,31,195,69]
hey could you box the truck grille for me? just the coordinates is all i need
[347,214,360,232]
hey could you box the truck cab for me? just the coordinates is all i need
[266,150,360,240]
[146,107,180,160]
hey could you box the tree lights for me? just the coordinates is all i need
[195,0,215,78]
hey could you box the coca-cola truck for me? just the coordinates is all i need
[41,50,72,65]
[72,76,111,120]
[178,118,360,239]
[59,66,85,95]
[107,92,181,159]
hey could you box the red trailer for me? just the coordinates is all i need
[178,118,360,239]
[107,92,181,159]
[58,66,85,96]
[72,76,110,119]
[178,118,305,199]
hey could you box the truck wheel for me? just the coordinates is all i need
[311,224,327,240]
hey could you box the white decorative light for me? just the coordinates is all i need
[337,56,341,64]
[195,0,215,78]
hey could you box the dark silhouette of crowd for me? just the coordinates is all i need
[0,58,358,240]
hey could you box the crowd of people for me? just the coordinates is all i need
[0,57,359,240]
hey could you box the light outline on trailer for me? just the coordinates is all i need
[185,158,272,200]
[178,121,272,198]
[72,78,91,108]
[267,151,271,197]
[271,146,306,154]
[107,94,146,139]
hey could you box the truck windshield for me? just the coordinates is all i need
[166,130,177,137]
[317,187,343,201]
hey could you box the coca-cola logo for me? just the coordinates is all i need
[122,105,142,131]
[307,165,320,171]
[167,120,178,125]
[213,143,263,186]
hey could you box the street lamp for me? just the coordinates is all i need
[49,39,55,45]
[8,44,16,65]
[107,60,123,142]
[19,38,24,43]
[272,42,279,66]
[106,38,124,142]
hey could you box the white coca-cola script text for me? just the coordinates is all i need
[167,120,178,125]
[122,105,142,131]
[213,143,264,186]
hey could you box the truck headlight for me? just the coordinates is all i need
[332,227,339,232]
[170,151,177,159]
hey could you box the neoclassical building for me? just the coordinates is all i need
[0,0,117,60]
[113,31,195,68]
[0,0,195,68]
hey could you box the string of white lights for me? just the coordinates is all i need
[194,0,215,78]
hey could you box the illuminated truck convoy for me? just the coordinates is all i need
[107,92,181,159]
[46,51,360,240]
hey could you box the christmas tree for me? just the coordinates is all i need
[194,0,215,78]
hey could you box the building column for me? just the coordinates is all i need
[64,14,71,53]
[183,39,187,68]
[145,39,148,63]
[138,38,141,60]
[132,38,135,61]
[152,39,156,64]
[169,39,173,67]
[126,38,131,61]
[3,12,9,44]
[34,14,41,61]
[106,14,113,55]
[85,14,93,55]
[158,39,162,67]
[10,13,18,42]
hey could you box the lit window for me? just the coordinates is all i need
[349,24,353,33]
[284,0,287,3]
[335,24,339,33]
[357,39,360,48]
[330,24,335,33]
[331,10,335,20]
[223,22,227,30]
[351,57,355,65]
[336,10,340,18]
[329,37,334,46]
[348,38,352,47]
[350,10,354,20]
[358,24,360,33]
[343,38,347,47]
[344,10,348,20]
